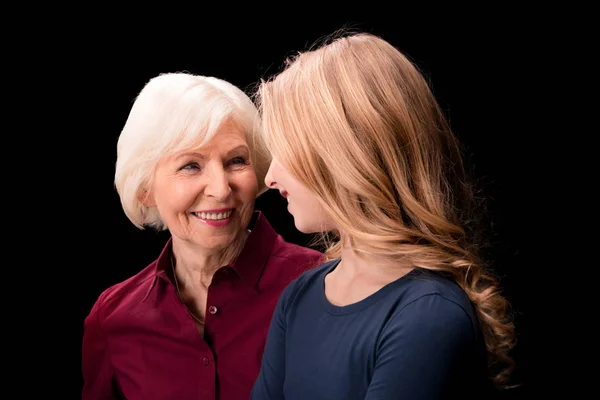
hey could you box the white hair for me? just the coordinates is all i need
[114,72,269,230]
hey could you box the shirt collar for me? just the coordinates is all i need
[229,210,278,286]
[142,211,277,302]
[141,238,173,303]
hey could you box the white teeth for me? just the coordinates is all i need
[197,210,232,220]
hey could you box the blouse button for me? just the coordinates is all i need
[208,305,218,314]
[203,357,210,366]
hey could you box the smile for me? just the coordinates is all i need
[192,210,233,220]
[191,209,234,227]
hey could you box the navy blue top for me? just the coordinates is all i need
[251,259,493,399]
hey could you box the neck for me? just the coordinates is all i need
[323,238,413,307]
[336,237,413,284]
[171,232,248,289]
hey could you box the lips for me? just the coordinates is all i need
[192,208,234,221]
[191,208,235,227]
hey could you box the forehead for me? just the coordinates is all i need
[202,120,248,148]
[181,121,249,156]
[213,119,247,140]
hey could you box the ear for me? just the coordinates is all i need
[137,187,156,207]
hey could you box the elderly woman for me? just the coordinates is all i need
[81,72,323,400]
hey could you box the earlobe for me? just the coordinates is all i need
[137,187,156,207]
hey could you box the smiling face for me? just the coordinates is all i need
[145,121,258,251]
[264,157,335,234]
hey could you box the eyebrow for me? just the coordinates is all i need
[226,145,250,157]
[175,145,249,160]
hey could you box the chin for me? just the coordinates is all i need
[195,232,239,249]
[293,221,318,235]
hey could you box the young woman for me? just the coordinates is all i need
[251,32,516,399]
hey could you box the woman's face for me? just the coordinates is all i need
[147,121,258,252]
[264,157,335,234]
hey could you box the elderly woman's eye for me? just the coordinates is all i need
[229,157,249,166]
[181,162,200,170]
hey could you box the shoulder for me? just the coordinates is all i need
[386,269,480,339]
[250,211,324,276]
[85,262,158,323]
[268,235,324,274]
[401,269,474,313]
[276,259,337,308]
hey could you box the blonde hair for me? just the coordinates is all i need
[115,72,270,230]
[256,32,516,388]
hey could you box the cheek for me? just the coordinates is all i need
[233,172,258,200]
[156,180,198,209]
[272,164,287,183]
[165,183,187,201]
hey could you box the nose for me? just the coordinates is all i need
[205,165,232,200]
[264,160,277,189]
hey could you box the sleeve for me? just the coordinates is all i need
[364,294,476,400]
[250,283,294,400]
[81,293,117,400]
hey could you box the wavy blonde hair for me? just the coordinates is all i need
[256,32,516,388]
